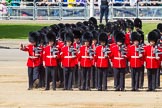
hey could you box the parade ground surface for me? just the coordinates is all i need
[1,20,162,108]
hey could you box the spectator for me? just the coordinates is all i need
[0,0,8,19]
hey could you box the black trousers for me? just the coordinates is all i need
[45,66,57,89]
[113,68,125,90]
[100,5,109,24]
[63,67,73,90]
[81,67,91,90]
[28,66,39,89]
[97,68,108,90]
[139,65,144,88]
[131,68,140,90]
[39,65,45,88]
[90,66,96,88]
[156,68,160,88]
[147,69,157,90]
[58,63,64,87]
[73,65,78,88]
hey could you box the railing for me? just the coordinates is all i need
[0,1,162,20]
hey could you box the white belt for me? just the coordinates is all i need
[147,56,156,59]
[47,56,56,58]
[114,57,124,60]
[98,56,106,59]
[81,56,92,59]
[131,56,140,58]
[29,56,38,59]
[64,56,76,58]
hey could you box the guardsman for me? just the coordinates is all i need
[78,32,94,91]
[91,30,98,89]
[144,31,162,91]
[43,31,59,90]
[60,32,76,90]
[127,32,144,91]
[20,32,41,90]
[72,29,82,88]
[95,32,111,91]
[109,31,127,91]
[125,19,134,46]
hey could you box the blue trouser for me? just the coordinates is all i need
[81,67,91,90]
[28,66,39,88]
[45,66,57,89]
[147,69,157,90]
[100,5,109,23]
[97,68,108,90]
[63,67,73,90]
[131,68,140,90]
[113,68,125,90]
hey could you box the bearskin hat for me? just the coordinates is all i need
[73,29,82,39]
[89,17,97,26]
[126,19,134,30]
[91,30,98,40]
[131,32,141,42]
[148,31,158,43]
[157,23,162,32]
[64,32,74,43]
[137,30,144,43]
[134,18,142,29]
[115,31,125,43]
[82,31,93,44]
[46,31,56,43]
[28,31,39,43]
[152,29,161,39]
[99,32,108,45]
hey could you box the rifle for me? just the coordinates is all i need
[51,46,59,56]
[87,46,95,59]
[119,44,127,57]
[136,43,144,55]
[102,45,111,57]
[69,46,77,57]
[33,44,42,56]
[153,45,162,58]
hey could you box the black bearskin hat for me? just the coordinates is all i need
[82,31,93,44]
[28,31,39,43]
[148,31,158,43]
[157,23,162,32]
[47,31,56,43]
[115,31,125,43]
[131,32,140,42]
[134,18,142,29]
[89,17,97,26]
[126,19,134,30]
[91,30,98,40]
[64,32,74,43]
[137,30,144,43]
[99,32,108,45]
[73,29,82,39]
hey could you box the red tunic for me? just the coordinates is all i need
[60,46,76,67]
[78,45,94,67]
[109,44,127,68]
[22,44,41,67]
[144,45,161,69]
[43,45,59,66]
[127,45,143,68]
[95,45,110,68]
